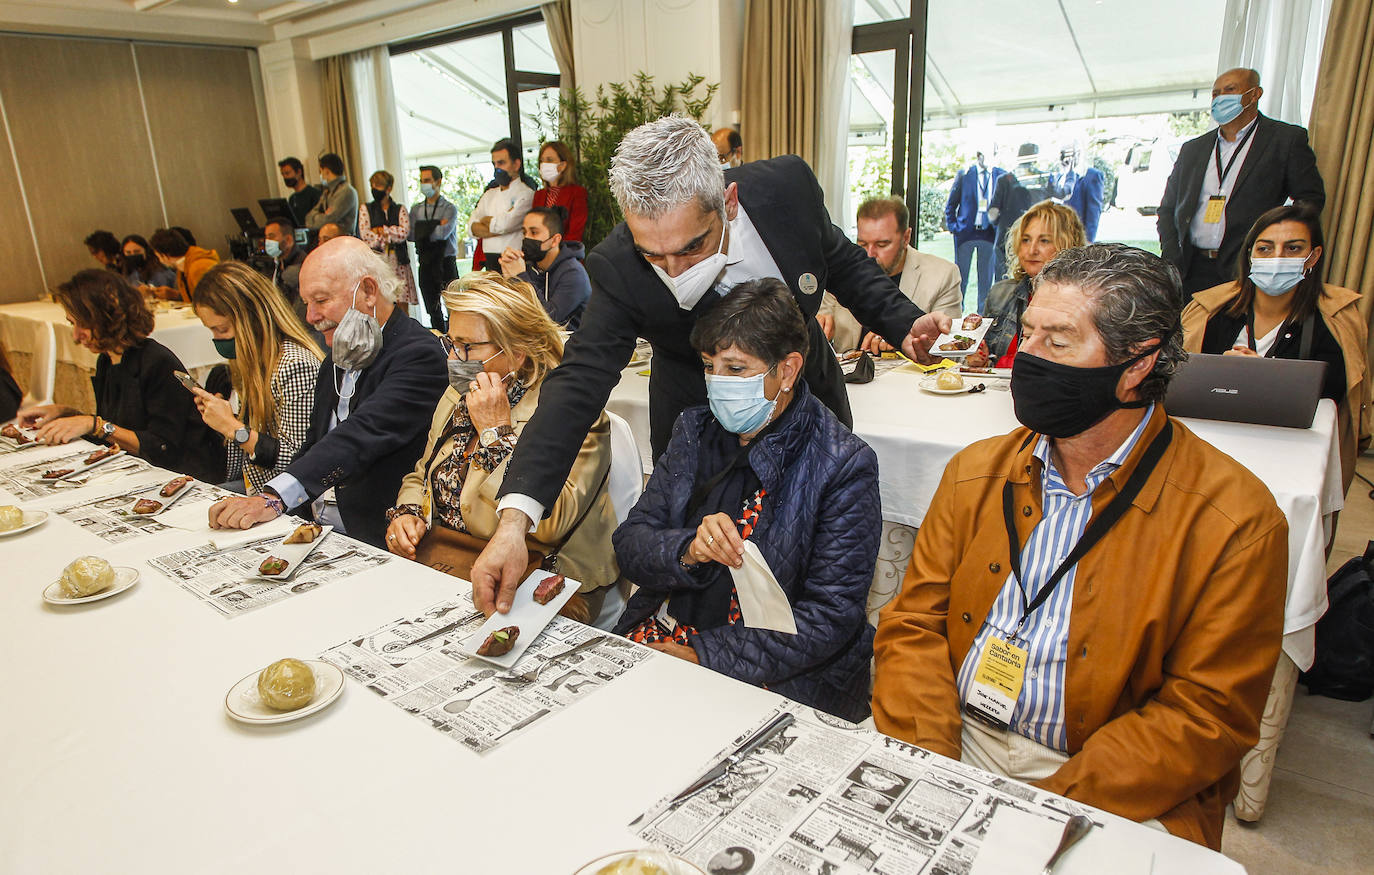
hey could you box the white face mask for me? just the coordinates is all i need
[539,162,561,184]
[649,217,728,311]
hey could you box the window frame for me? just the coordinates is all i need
[851,0,928,209]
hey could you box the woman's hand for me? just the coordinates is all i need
[17,403,70,428]
[35,415,95,445]
[1224,345,1260,357]
[466,371,512,434]
[386,513,427,559]
[859,332,894,354]
[963,341,991,369]
[191,386,241,438]
[646,640,701,664]
[681,512,745,569]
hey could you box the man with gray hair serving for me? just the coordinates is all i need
[873,244,1288,849]
[207,237,448,548]
[471,115,951,615]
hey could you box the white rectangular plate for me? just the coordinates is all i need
[125,477,197,517]
[253,524,333,580]
[41,447,126,481]
[460,569,582,668]
[931,313,994,358]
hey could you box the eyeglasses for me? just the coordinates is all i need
[440,335,498,360]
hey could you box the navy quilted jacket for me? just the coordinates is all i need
[612,383,881,722]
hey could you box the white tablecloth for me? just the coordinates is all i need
[0,299,223,403]
[607,365,1342,669]
[0,453,1241,873]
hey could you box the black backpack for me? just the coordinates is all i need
[1300,540,1374,701]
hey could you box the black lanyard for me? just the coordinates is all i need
[1245,310,1315,359]
[1001,421,1173,639]
[1214,123,1257,189]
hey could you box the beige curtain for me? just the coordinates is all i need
[321,55,360,185]
[740,0,820,169]
[1309,0,1374,364]
[542,1,576,93]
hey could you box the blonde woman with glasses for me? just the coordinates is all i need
[386,272,619,623]
[190,261,323,492]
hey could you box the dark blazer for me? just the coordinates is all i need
[1157,113,1324,274]
[92,339,223,483]
[944,163,1005,240]
[612,383,880,722]
[284,308,447,548]
[498,154,923,510]
[1066,166,1105,242]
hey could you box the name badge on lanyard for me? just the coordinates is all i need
[965,632,1028,729]
[1203,195,1226,224]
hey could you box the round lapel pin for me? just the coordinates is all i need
[799,273,819,296]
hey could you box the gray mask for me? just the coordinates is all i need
[331,281,383,371]
[446,350,501,394]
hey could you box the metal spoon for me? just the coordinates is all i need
[1041,815,1093,874]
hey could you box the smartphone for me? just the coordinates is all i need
[173,370,200,391]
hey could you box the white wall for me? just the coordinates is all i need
[571,0,745,131]
[258,38,329,176]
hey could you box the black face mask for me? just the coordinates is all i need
[283,175,298,188]
[492,168,512,187]
[371,188,388,203]
[1010,347,1155,438]
[124,253,145,271]
[521,237,547,264]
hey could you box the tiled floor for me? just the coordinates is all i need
[1221,454,1374,873]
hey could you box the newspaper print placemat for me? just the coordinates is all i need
[146,525,392,617]
[632,707,1100,875]
[41,480,233,544]
[319,597,652,755]
[0,446,150,499]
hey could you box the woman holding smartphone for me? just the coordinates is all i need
[18,269,223,482]
[189,261,323,492]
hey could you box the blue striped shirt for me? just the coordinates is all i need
[955,405,1154,751]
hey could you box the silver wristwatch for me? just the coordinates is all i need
[479,424,515,448]
[101,420,117,438]
[233,426,250,445]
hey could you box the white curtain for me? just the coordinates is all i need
[343,47,409,204]
[815,0,854,211]
[1218,0,1332,125]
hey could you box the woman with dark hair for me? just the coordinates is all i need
[532,140,588,242]
[120,234,176,288]
[1182,205,1370,491]
[190,261,322,492]
[0,341,21,423]
[611,278,882,722]
[358,169,419,315]
[17,269,223,482]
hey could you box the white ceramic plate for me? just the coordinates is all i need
[124,477,196,517]
[0,509,48,537]
[919,375,980,395]
[931,314,994,359]
[224,660,345,725]
[461,569,582,668]
[572,850,706,875]
[958,366,1013,380]
[0,426,41,451]
[253,525,333,580]
[40,447,126,481]
[42,566,139,604]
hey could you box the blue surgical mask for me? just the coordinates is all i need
[1210,88,1253,125]
[213,337,236,359]
[1250,256,1308,296]
[420,182,436,198]
[264,239,281,258]
[706,370,780,435]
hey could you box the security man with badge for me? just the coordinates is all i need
[872,245,1289,850]
[1157,67,1324,296]
[470,115,951,616]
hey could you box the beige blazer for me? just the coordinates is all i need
[395,382,619,592]
[819,246,963,351]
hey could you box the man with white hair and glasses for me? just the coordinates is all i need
[470,115,952,616]
[208,237,448,548]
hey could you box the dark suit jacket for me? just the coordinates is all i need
[499,154,923,511]
[1157,114,1324,275]
[284,308,447,548]
[944,163,1005,241]
[1066,167,1105,242]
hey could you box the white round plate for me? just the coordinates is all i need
[0,510,48,537]
[919,376,974,395]
[42,566,139,604]
[573,850,706,875]
[225,660,345,725]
